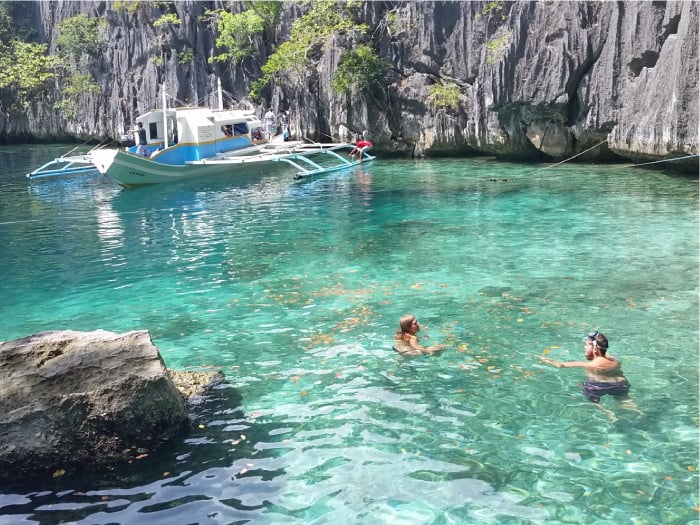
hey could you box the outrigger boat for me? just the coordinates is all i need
[91,88,374,189]
[26,153,96,180]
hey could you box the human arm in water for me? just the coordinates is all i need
[538,356,589,368]
[394,334,445,356]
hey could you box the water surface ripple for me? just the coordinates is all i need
[0,145,697,524]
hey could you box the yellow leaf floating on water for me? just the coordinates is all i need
[688,465,697,472]
[52,469,65,478]
[301,390,307,396]
[543,348,551,355]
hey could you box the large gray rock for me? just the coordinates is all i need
[0,330,189,483]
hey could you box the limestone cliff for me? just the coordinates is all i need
[4,1,698,169]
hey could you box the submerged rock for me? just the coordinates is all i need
[0,330,204,483]
[168,369,226,404]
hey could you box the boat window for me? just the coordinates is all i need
[234,122,248,135]
[149,122,160,139]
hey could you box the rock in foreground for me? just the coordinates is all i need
[0,330,190,483]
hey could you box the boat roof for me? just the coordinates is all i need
[136,107,257,125]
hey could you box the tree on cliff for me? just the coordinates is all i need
[0,3,58,111]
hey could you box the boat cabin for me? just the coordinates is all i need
[127,107,266,163]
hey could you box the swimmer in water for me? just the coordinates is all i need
[539,331,641,420]
[393,314,445,356]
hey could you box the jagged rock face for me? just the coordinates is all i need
[0,330,189,484]
[365,1,698,162]
[5,1,698,167]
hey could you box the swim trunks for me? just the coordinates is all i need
[581,379,630,401]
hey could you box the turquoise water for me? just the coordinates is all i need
[0,144,698,524]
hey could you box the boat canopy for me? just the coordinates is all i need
[209,110,249,124]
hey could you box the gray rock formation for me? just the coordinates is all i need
[0,329,189,483]
[2,1,697,168]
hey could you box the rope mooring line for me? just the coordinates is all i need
[623,154,699,168]
[529,140,608,176]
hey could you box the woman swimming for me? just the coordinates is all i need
[393,314,445,356]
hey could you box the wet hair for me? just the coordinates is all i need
[396,314,416,336]
[593,332,609,355]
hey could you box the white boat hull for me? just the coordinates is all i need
[92,143,374,188]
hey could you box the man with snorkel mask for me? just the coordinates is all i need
[539,331,641,420]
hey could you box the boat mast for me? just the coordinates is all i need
[162,87,168,149]
[217,78,223,110]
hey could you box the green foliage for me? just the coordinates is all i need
[0,3,13,43]
[288,0,360,44]
[255,1,366,96]
[210,8,266,64]
[56,14,106,59]
[207,1,281,65]
[249,77,267,103]
[0,40,59,105]
[385,11,398,36]
[178,50,194,64]
[330,44,389,97]
[114,1,142,14]
[482,0,505,15]
[153,12,181,28]
[0,2,38,43]
[55,73,100,119]
[246,1,282,28]
[479,0,507,21]
[486,29,511,65]
[427,81,461,111]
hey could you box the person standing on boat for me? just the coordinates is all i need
[280,110,290,141]
[264,107,276,139]
[539,331,641,420]
[134,122,150,157]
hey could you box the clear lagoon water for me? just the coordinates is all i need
[0,144,697,524]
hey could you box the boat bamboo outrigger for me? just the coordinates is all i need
[26,154,97,180]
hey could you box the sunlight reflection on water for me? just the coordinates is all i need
[0,150,697,524]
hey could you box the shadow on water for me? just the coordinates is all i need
[1,381,284,491]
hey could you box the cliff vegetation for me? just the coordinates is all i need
[0,1,697,170]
